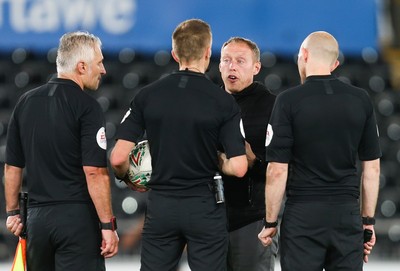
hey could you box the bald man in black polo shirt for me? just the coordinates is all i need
[258,31,381,271]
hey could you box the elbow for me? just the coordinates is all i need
[232,156,248,177]
[235,166,248,178]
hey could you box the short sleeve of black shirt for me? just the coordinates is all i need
[265,93,293,163]
[358,98,381,161]
[114,95,145,144]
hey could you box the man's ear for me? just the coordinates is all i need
[205,47,212,60]
[77,61,86,74]
[330,59,340,72]
[171,50,179,63]
[301,47,308,62]
[253,61,261,76]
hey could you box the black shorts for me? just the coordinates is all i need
[140,187,228,271]
[280,198,363,271]
[26,203,104,271]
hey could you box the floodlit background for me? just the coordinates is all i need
[1,0,400,268]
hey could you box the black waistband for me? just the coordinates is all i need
[151,181,214,196]
[287,194,358,203]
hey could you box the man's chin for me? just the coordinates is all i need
[226,87,242,94]
[85,85,99,91]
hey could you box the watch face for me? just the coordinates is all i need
[111,217,118,230]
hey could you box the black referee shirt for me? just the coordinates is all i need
[116,70,246,193]
[266,75,382,198]
[6,78,108,206]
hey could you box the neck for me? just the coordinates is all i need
[181,66,203,73]
[179,59,207,73]
[58,73,84,90]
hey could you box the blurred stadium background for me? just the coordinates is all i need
[1,0,400,267]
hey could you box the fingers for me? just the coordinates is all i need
[258,229,273,247]
[126,182,148,193]
[363,238,375,263]
[101,231,119,258]
[101,245,118,258]
[364,242,373,251]
[6,216,23,237]
[101,244,117,258]
[258,226,278,247]
[259,235,273,247]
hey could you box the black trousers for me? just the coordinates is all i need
[280,198,363,271]
[227,219,278,271]
[140,188,228,271]
[26,203,104,271]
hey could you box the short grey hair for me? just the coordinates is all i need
[56,31,102,74]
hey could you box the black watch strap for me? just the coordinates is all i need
[263,218,278,228]
[362,216,375,225]
[7,209,20,216]
[100,216,118,231]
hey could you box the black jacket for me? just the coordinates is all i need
[222,82,276,231]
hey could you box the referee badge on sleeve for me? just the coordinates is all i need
[265,124,273,146]
[240,119,246,138]
[121,108,131,124]
[96,127,107,150]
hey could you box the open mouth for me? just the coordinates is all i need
[228,75,238,81]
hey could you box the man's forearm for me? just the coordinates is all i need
[265,162,288,222]
[361,159,380,217]
[4,164,23,211]
[85,167,114,222]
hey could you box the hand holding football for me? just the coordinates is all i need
[126,140,152,192]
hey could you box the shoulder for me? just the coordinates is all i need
[18,83,46,100]
[275,84,302,101]
[340,81,371,97]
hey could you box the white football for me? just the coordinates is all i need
[127,140,152,190]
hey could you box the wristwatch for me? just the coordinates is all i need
[100,216,118,231]
[263,218,278,228]
[362,216,375,225]
[6,209,20,216]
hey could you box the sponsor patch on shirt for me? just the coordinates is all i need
[265,124,273,146]
[96,127,107,150]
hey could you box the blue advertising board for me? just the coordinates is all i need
[0,0,378,57]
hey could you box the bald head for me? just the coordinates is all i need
[297,31,340,83]
[301,31,339,66]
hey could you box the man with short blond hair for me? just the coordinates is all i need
[111,19,247,271]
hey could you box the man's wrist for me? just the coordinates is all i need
[263,217,278,228]
[115,171,129,182]
[6,209,20,216]
[100,216,118,231]
[362,216,375,225]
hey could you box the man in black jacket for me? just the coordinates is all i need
[219,37,277,271]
